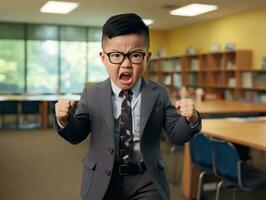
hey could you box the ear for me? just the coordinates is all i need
[146,51,152,63]
[99,51,105,63]
[143,51,152,75]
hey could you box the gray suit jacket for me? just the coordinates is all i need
[57,78,201,200]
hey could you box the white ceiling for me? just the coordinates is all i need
[0,0,266,30]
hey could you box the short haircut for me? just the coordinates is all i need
[102,13,150,49]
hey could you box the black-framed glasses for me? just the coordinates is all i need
[104,51,146,64]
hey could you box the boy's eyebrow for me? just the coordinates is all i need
[105,48,147,53]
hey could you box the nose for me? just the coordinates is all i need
[121,55,132,68]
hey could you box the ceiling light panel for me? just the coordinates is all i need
[40,1,79,14]
[170,4,218,17]
[143,19,154,26]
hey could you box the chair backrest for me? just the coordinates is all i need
[0,101,19,114]
[21,101,40,114]
[190,133,213,172]
[212,139,240,181]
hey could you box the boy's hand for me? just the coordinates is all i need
[55,99,76,126]
[175,99,198,125]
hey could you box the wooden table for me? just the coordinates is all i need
[196,100,266,116]
[0,94,80,128]
[182,100,266,199]
[202,118,266,151]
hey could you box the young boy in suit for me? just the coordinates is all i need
[55,13,201,200]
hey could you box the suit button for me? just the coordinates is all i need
[105,169,111,176]
[107,147,114,155]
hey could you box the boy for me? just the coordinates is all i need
[55,13,201,200]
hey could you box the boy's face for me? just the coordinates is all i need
[100,34,152,90]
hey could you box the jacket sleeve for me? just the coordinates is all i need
[55,87,91,144]
[162,87,201,145]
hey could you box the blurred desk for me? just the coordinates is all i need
[196,100,266,116]
[202,118,266,151]
[182,100,266,199]
[0,94,80,128]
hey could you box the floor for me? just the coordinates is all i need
[0,128,266,200]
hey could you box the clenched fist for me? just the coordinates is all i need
[55,99,76,126]
[175,98,198,125]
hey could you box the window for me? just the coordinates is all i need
[59,26,87,93]
[0,23,25,94]
[87,28,108,83]
[60,41,87,93]
[27,40,59,93]
[26,25,59,93]
[0,39,25,94]
[0,23,105,94]
[87,41,107,82]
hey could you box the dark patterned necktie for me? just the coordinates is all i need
[119,90,133,163]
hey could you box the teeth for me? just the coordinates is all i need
[119,72,131,79]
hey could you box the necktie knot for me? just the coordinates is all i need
[119,90,133,98]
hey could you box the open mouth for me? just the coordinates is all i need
[119,72,132,85]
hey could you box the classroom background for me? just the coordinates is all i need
[1,1,266,200]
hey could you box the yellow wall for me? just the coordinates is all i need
[149,30,168,57]
[151,6,266,69]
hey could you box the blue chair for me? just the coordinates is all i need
[20,101,40,128]
[190,133,214,200]
[212,139,266,200]
[0,101,19,129]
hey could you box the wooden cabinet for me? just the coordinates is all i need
[146,50,266,103]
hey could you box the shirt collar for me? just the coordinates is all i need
[111,78,142,98]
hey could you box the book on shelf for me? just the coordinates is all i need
[148,61,157,72]
[160,60,173,72]
[172,59,181,71]
[161,59,181,72]
[242,91,258,102]
[191,58,200,71]
[173,73,182,88]
[241,72,253,88]
[242,91,266,103]
[211,73,223,85]
[228,78,236,87]
[258,93,266,103]
[254,73,266,88]
[224,90,234,100]
[245,92,266,103]
[189,73,198,85]
[226,61,236,70]
[162,75,171,86]
[220,56,225,69]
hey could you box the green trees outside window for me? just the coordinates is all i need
[0,23,106,94]
[0,39,25,94]
[27,40,58,93]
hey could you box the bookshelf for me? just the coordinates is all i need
[145,56,182,94]
[146,50,266,103]
[237,69,266,103]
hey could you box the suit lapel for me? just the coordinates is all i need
[139,79,159,137]
[96,79,114,131]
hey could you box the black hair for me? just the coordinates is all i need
[102,13,150,48]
